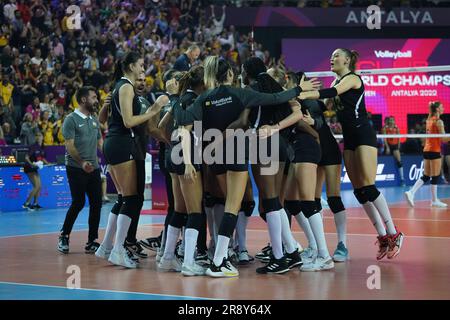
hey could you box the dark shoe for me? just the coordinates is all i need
[256,257,289,274]
[85,241,100,254]
[58,234,69,254]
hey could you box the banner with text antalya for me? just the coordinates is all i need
[282,38,450,134]
[222,8,450,27]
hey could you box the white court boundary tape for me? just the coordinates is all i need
[333,134,450,139]
[306,65,450,77]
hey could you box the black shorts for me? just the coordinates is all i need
[103,135,146,165]
[342,123,378,151]
[423,152,441,160]
[23,165,38,174]
[291,133,321,164]
[319,137,342,166]
[388,143,399,152]
[210,162,248,175]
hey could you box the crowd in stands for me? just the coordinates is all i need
[0,0,446,157]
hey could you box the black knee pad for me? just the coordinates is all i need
[214,197,225,206]
[284,200,302,217]
[259,211,267,222]
[170,211,188,228]
[327,196,346,214]
[353,188,368,204]
[421,175,430,183]
[186,212,204,231]
[261,197,281,215]
[431,176,440,185]
[111,194,123,215]
[241,200,256,217]
[361,185,381,202]
[315,198,322,212]
[119,195,141,219]
[218,212,238,238]
[299,201,320,219]
[395,159,403,168]
[204,192,215,208]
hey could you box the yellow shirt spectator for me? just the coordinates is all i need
[39,120,55,146]
[0,82,14,105]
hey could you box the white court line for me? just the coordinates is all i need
[247,229,450,240]
[0,281,215,300]
[321,216,450,222]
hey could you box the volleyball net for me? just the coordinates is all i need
[305,65,450,140]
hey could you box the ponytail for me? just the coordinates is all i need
[179,65,204,96]
[339,48,359,72]
[428,101,441,118]
[113,51,141,82]
[113,59,124,82]
[204,56,231,89]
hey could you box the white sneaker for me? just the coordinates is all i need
[158,256,182,272]
[300,256,334,272]
[156,246,164,263]
[108,247,138,269]
[181,262,206,276]
[205,258,239,278]
[300,247,317,264]
[95,244,111,260]
[431,200,448,208]
[238,250,253,265]
[404,191,415,207]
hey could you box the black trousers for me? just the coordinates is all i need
[126,160,145,243]
[62,166,102,242]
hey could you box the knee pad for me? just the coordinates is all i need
[327,196,346,214]
[241,200,256,217]
[315,198,322,212]
[170,211,188,228]
[353,188,368,204]
[421,175,430,183]
[261,197,281,215]
[111,194,123,215]
[214,197,225,206]
[119,195,141,219]
[299,201,320,219]
[361,185,381,202]
[395,159,403,168]
[218,212,238,238]
[204,192,215,208]
[186,212,204,231]
[431,176,440,185]
[284,200,302,217]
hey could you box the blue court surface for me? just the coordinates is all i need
[1,185,449,300]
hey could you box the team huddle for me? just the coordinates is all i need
[58,48,410,278]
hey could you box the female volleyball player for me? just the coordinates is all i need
[158,66,208,276]
[299,48,404,260]
[178,56,319,277]
[101,52,167,268]
[405,101,449,208]
[382,116,405,186]
[236,57,303,274]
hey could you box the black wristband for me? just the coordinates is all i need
[318,87,338,99]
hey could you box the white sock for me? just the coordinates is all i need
[294,212,317,250]
[410,177,424,195]
[308,212,329,258]
[431,184,438,202]
[399,167,404,181]
[279,208,298,254]
[213,204,224,245]
[163,225,180,259]
[266,211,283,259]
[362,202,387,236]
[236,211,248,252]
[184,228,199,266]
[213,235,230,266]
[112,214,131,252]
[102,213,118,250]
[371,193,397,235]
[205,206,215,246]
[333,210,347,246]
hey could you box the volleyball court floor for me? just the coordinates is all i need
[1,185,449,300]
